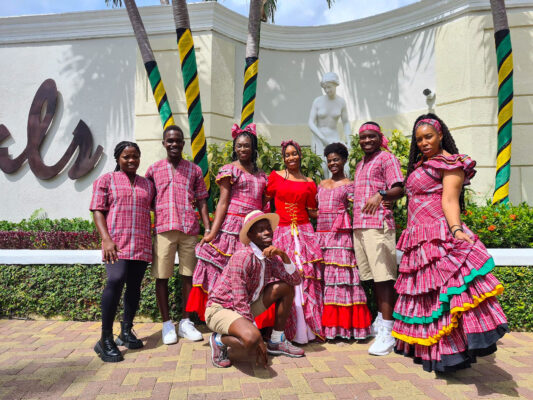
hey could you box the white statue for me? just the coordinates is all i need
[308,72,351,161]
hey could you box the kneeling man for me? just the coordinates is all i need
[205,210,304,368]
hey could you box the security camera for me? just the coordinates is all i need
[423,88,435,100]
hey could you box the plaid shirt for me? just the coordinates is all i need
[146,159,208,235]
[90,172,154,262]
[353,150,403,229]
[207,245,301,322]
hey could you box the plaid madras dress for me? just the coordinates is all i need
[266,171,324,343]
[392,154,508,372]
[90,172,154,262]
[317,184,372,340]
[186,164,267,320]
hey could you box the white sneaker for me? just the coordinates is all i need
[370,315,382,337]
[178,319,203,341]
[162,321,178,345]
[368,326,395,356]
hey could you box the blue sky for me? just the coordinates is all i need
[0,0,419,26]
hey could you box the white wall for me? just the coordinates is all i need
[0,37,137,220]
[1,0,532,221]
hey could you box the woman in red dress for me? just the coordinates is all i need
[265,140,324,344]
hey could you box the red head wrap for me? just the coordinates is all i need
[280,140,302,156]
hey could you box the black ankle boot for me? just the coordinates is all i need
[94,330,124,362]
[116,321,143,349]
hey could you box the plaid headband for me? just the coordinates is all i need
[415,118,442,133]
[358,123,381,135]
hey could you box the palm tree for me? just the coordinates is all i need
[171,0,211,205]
[106,0,175,130]
[489,0,513,205]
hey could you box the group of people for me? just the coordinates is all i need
[90,113,508,373]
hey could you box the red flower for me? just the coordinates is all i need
[482,215,487,220]
[510,214,517,221]
[487,225,496,232]
[493,212,499,217]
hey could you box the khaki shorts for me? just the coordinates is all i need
[151,230,198,279]
[353,226,398,282]
[205,296,267,335]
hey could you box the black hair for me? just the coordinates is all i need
[163,125,184,140]
[232,131,259,172]
[114,141,140,172]
[406,113,465,210]
[324,142,348,160]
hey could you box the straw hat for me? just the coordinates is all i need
[239,210,280,245]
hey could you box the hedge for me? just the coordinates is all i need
[1,264,532,331]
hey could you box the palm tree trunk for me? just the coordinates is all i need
[489,0,513,205]
[240,0,263,128]
[171,0,211,208]
[123,0,175,130]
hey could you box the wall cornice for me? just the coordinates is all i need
[0,0,531,49]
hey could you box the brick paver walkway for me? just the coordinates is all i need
[0,320,532,400]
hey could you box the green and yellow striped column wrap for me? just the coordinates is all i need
[144,61,175,130]
[492,29,513,205]
[176,27,210,198]
[240,57,259,129]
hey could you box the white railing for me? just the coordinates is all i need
[0,249,531,266]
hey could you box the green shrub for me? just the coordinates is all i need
[1,264,531,331]
[0,265,183,322]
[0,218,95,232]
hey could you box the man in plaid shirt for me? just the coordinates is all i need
[353,122,404,357]
[205,210,305,368]
[146,125,211,344]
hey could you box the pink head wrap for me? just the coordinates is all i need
[358,123,390,151]
[415,118,442,133]
[231,123,257,140]
[281,140,302,156]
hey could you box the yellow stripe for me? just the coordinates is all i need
[178,30,194,64]
[208,242,232,257]
[192,283,208,294]
[323,262,357,268]
[496,143,512,168]
[498,99,513,127]
[324,302,368,306]
[163,116,175,130]
[244,60,259,83]
[191,128,206,157]
[153,80,165,105]
[241,99,256,121]
[185,80,200,109]
[498,53,513,86]
[204,174,210,190]
[392,285,504,347]
[493,183,510,203]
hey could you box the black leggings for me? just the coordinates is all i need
[101,259,147,331]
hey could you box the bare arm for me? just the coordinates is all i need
[200,178,231,244]
[362,183,404,215]
[442,169,474,244]
[93,210,118,263]
[308,98,327,143]
[340,99,351,147]
[197,197,210,236]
